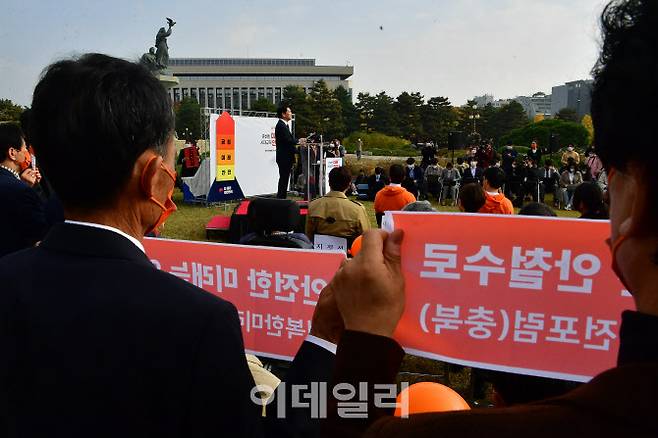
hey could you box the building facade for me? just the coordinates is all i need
[166,58,354,111]
[551,80,593,119]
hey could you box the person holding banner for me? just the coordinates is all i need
[324,1,658,435]
[0,54,339,438]
[275,104,302,199]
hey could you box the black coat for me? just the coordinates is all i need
[0,167,48,258]
[0,222,334,437]
[461,167,483,185]
[325,312,658,437]
[275,119,297,167]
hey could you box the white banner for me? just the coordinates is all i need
[324,157,343,194]
[209,113,280,197]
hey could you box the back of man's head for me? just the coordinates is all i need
[518,202,557,217]
[483,167,506,189]
[573,181,605,214]
[402,201,435,212]
[0,123,24,161]
[328,166,352,192]
[389,164,405,184]
[459,183,486,213]
[31,54,174,211]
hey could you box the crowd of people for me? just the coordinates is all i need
[345,139,609,221]
[1,0,656,436]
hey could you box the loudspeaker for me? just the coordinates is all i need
[549,133,560,153]
[448,131,464,151]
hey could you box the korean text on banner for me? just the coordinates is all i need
[144,238,345,360]
[385,211,634,382]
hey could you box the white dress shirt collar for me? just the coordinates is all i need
[64,220,145,253]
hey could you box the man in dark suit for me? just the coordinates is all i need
[320,3,658,436]
[0,123,48,258]
[367,167,389,201]
[0,54,338,438]
[275,105,301,199]
[402,157,424,199]
[460,159,483,185]
[540,158,560,204]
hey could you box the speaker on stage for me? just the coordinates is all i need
[448,131,464,151]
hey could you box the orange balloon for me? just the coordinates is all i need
[349,235,363,257]
[394,382,470,416]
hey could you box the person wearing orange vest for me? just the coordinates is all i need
[478,166,514,215]
[374,164,416,226]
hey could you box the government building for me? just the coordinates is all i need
[166,58,354,111]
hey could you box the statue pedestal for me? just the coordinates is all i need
[157,74,179,89]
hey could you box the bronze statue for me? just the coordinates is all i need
[140,47,158,72]
[155,18,176,70]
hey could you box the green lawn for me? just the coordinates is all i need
[162,189,580,242]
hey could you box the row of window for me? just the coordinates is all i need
[175,75,343,82]
[169,58,315,67]
[170,87,303,109]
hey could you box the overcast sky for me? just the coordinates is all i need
[1,0,606,107]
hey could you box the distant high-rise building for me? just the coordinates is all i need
[512,92,551,119]
[492,99,511,109]
[473,94,494,107]
[551,80,593,119]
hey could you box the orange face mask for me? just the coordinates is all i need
[606,168,630,291]
[142,155,177,235]
[19,150,32,172]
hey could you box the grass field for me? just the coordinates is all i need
[160,188,582,405]
[162,189,580,242]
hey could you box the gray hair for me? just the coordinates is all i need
[402,201,436,212]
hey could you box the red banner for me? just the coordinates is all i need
[145,212,633,381]
[144,238,345,359]
[384,212,634,382]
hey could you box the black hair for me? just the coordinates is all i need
[572,182,608,218]
[592,1,657,212]
[374,166,383,175]
[19,109,32,145]
[518,202,557,217]
[0,123,25,161]
[544,159,553,166]
[276,104,291,118]
[483,166,506,189]
[446,162,453,169]
[430,157,438,165]
[459,183,486,213]
[389,164,405,184]
[328,166,352,192]
[30,54,174,211]
[457,157,464,164]
[406,157,415,165]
